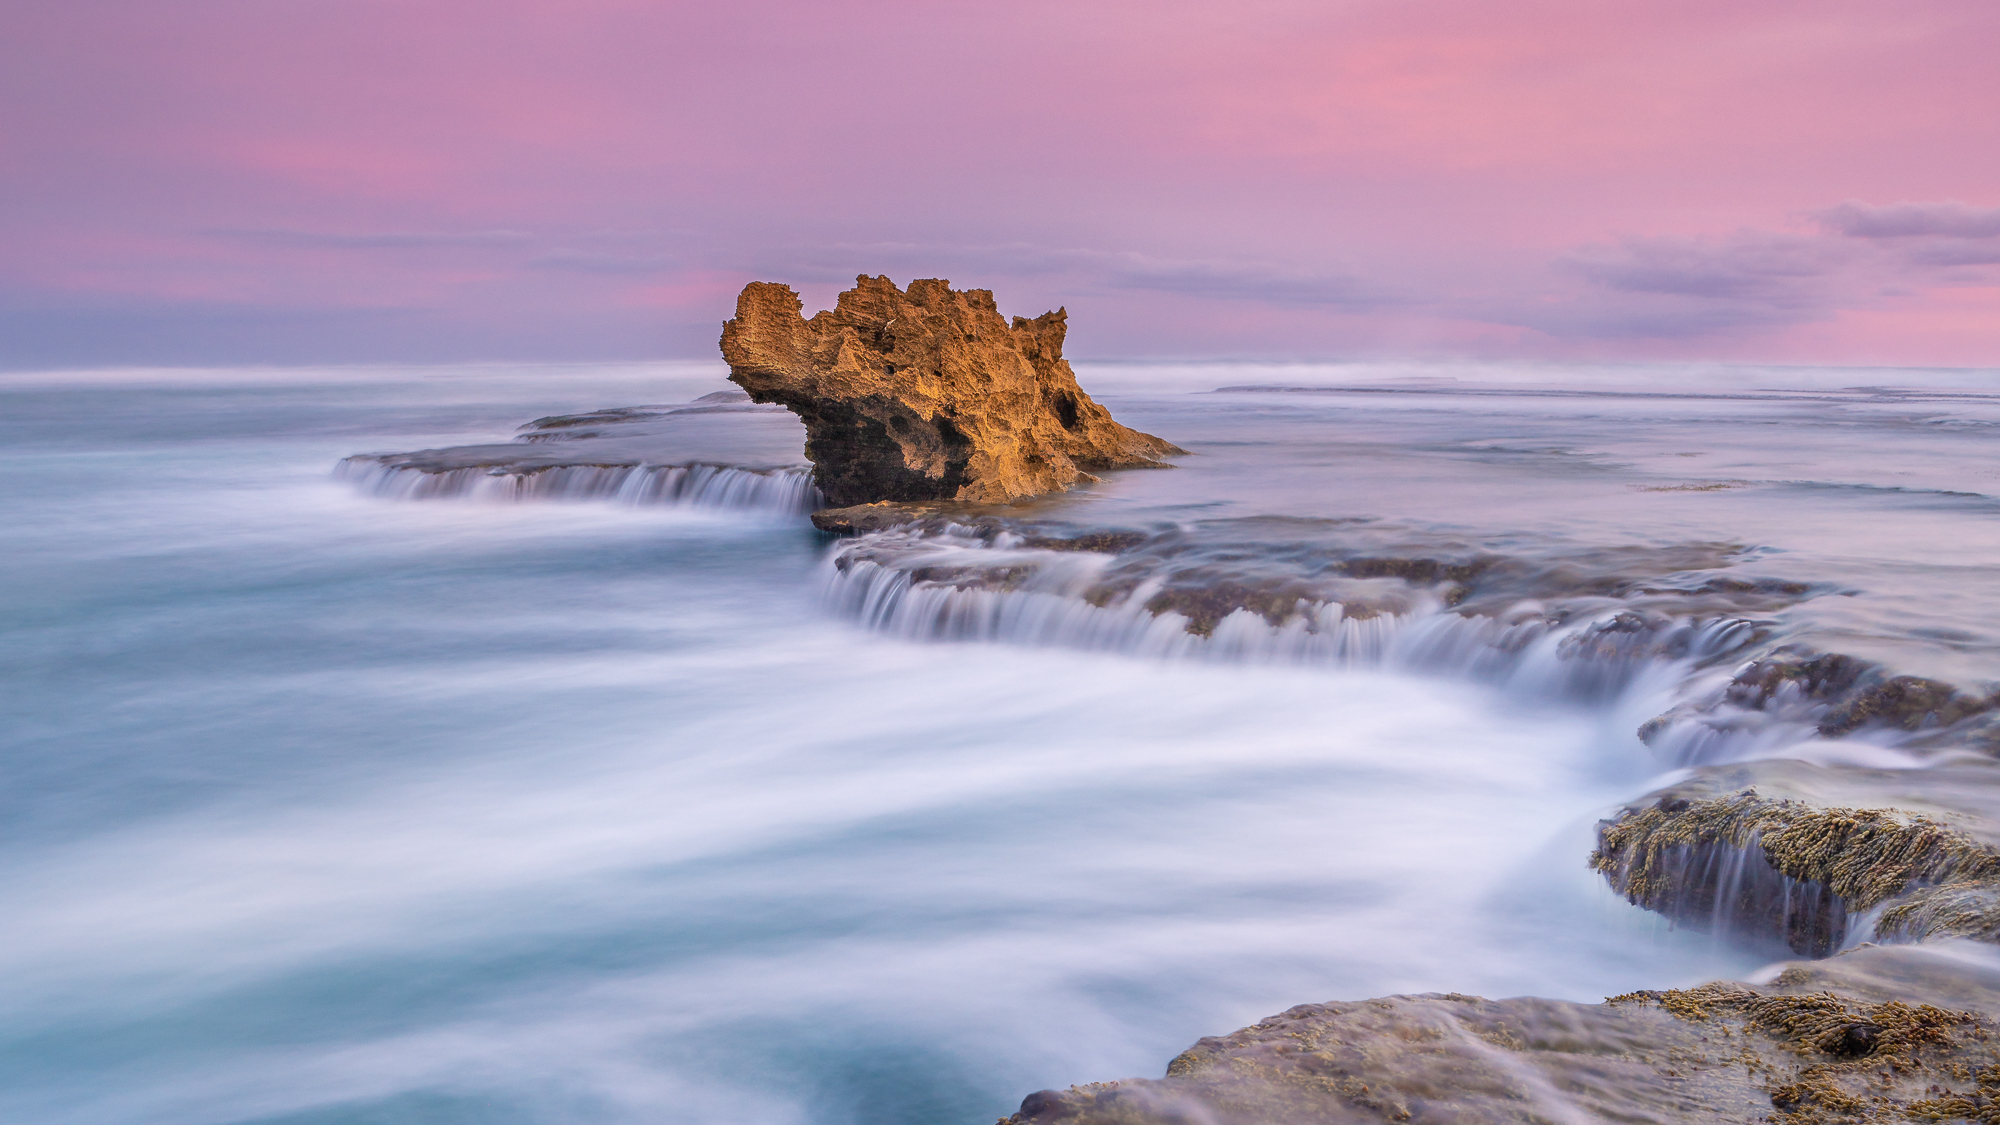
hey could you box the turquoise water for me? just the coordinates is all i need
[5,359,1997,1124]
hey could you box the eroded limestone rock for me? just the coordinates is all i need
[720,276,1183,507]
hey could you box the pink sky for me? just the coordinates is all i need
[4,0,1997,367]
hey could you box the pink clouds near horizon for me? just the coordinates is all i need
[2,0,1996,368]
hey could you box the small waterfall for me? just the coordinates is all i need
[820,531,1761,704]
[337,458,823,515]
[1607,831,1848,956]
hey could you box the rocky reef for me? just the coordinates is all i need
[720,276,1183,507]
[1001,943,2000,1125]
[825,499,2000,1121]
[330,367,2000,1124]
[814,509,1814,636]
[1589,652,2000,960]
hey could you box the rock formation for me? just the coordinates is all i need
[1000,942,2000,1124]
[720,276,1183,508]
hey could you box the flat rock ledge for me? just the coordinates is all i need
[722,276,1183,508]
[1004,943,2000,1125]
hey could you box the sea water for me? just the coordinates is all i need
[3,359,1997,1125]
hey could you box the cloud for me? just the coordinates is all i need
[1511,201,2000,342]
[1496,292,1834,342]
[1905,245,2000,267]
[205,229,536,249]
[1506,231,1853,339]
[1102,255,1402,309]
[0,291,674,368]
[527,252,675,274]
[1559,232,1845,304]
[1810,199,2000,270]
[1816,200,2000,239]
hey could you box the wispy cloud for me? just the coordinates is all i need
[1816,200,2000,239]
[1512,200,2000,341]
[526,252,675,274]
[1560,232,1846,304]
[1103,254,1402,309]
[1504,231,1852,339]
[205,229,536,249]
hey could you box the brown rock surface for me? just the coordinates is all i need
[1000,943,2000,1125]
[720,276,1183,507]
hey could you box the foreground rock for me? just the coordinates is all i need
[721,276,1183,507]
[1004,943,2000,1125]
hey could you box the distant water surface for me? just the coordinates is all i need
[2,359,1997,1125]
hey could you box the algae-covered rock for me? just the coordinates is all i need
[721,276,1183,507]
[1591,760,2000,955]
[1000,944,2000,1125]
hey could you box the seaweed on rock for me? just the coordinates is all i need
[1608,983,1982,1125]
[1592,793,2000,955]
[1880,883,2000,944]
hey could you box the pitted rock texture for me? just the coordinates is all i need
[1000,944,2000,1125]
[720,276,1183,507]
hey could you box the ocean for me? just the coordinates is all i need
[4,358,1998,1124]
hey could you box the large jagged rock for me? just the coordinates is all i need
[720,276,1184,507]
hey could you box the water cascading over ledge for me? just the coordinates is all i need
[817,521,1779,706]
[336,456,822,515]
[334,388,824,516]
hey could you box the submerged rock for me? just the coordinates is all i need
[1719,651,1997,738]
[1001,943,2000,1125]
[720,276,1183,507]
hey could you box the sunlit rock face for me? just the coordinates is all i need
[720,275,1183,507]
